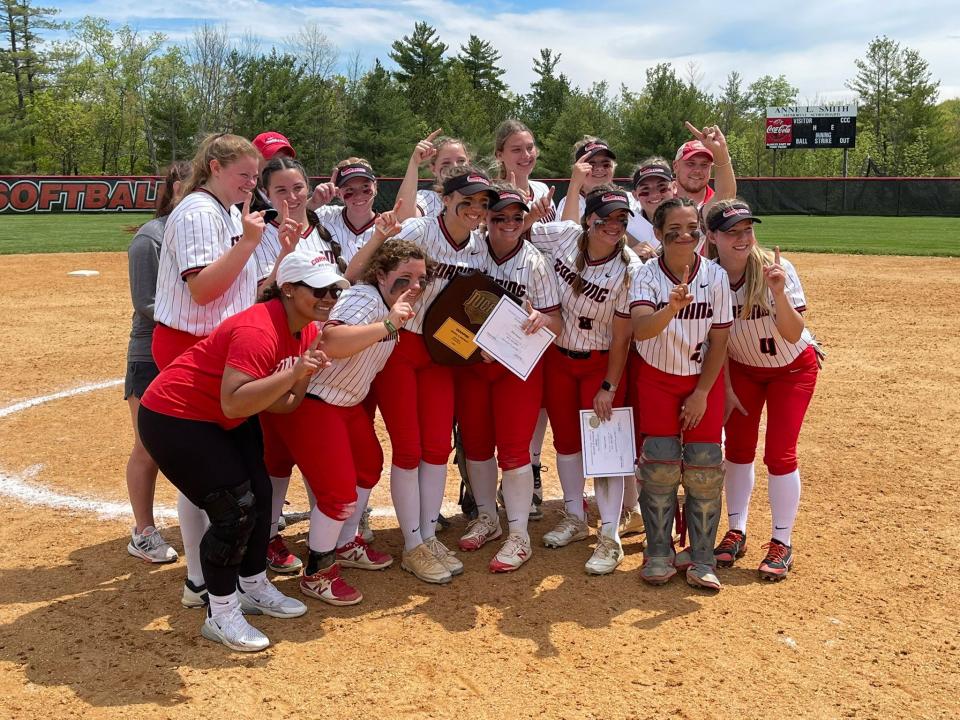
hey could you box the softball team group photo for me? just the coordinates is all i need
[123,120,819,653]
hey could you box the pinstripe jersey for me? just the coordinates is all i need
[251,222,338,283]
[416,189,444,218]
[315,205,377,263]
[394,215,487,335]
[307,284,396,406]
[154,189,257,336]
[479,236,561,313]
[526,180,557,224]
[727,257,813,368]
[529,220,640,351]
[630,254,734,376]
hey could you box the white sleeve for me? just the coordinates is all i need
[629,262,658,310]
[712,271,734,328]
[528,250,560,311]
[395,217,429,246]
[329,289,379,326]
[171,209,226,277]
[528,220,581,255]
[782,258,808,311]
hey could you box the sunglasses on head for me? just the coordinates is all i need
[295,282,343,299]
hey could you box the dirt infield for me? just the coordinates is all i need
[0,251,957,720]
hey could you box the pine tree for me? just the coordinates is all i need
[456,35,506,93]
[522,49,571,143]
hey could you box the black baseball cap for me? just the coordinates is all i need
[707,202,763,232]
[575,140,617,162]
[632,164,674,187]
[489,189,530,212]
[334,163,376,187]
[442,171,497,200]
[584,188,634,218]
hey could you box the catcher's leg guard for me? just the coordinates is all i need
[637,436,682,584]
[681,442,725,589]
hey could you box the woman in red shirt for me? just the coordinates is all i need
[138,250,336,652]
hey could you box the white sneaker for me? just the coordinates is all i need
[542,511,589,548]
[237,578,308,618]
[424,536,464,576]
[585,534,624,575]
[201,607,270,652]
[181,579,208,609]
[618,507,646,539]
[458,512,502,552]
[489,533,532,573]
[127,526,178,563]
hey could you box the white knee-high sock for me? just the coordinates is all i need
[502,465,534,539]
[555,452,586,521]
[308,506,344,554]
[529,409,549,465]
[177,492,209,586]
[418,461,447,541]
[769,470,801,546]
[336,486,371,548]
[390,464,422,551]
[269,475,290,537]
[594,476,625,540]
[724,461,756,533]
[622,474,640,510]
[466,457,499,518]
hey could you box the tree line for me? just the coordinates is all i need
[1,3,956,179]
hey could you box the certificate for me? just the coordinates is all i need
[579,407,637,477]
[473,295,556,381]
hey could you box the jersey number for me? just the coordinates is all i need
[759,337,777,357]
[690,341,705,363]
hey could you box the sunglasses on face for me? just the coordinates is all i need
[663,229,704,243]
[295,282,343,300]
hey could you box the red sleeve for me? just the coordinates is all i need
[224,324,281,379]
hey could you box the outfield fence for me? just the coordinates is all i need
[1,176,958,216]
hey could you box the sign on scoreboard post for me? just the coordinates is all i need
[765,105,857,149]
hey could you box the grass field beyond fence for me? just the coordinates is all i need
[0,213,958,256]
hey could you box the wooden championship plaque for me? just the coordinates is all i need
[422,270,515,366]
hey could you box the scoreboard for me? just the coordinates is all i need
[765,105,857,150]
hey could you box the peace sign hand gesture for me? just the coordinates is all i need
[668,264,695,313]
[763,246,787,296]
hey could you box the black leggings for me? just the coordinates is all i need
[138,406,271,596]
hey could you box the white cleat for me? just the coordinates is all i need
[237,578,308,618]
[585,534,624,575]
[201,608,271,652]
[542,510,589,548]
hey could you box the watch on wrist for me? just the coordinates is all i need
[601,380,616,392]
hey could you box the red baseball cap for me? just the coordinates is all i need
[253,131,296,160]
[675,140,713,162]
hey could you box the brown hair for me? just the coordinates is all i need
[155,161,191,218]
[181,133,259,196]
[493,119,535,179]
[429,137,471,190]
[572,135,616,166]
[706,198,772,319]
[572,183,631,296]
[361,238,435,286]
[260,155,346,273]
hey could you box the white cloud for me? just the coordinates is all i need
[52,0,960,102]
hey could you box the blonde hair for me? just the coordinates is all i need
[572,135,616,167]
[181,133,259,196]
[706,198,772,320]
[335,156,374,172]
[573,183,631,296]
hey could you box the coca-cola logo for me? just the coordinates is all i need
[767,121,791,135]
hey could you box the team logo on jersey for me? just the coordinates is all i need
[464,290,499,324]
[578,316,593,330]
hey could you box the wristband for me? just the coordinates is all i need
[384,318,399,340]
[713,159,732,168]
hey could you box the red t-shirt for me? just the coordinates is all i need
[141,299,318,429]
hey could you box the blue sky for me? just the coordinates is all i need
[52,0,960,102]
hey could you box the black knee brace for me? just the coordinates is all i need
[199,481,257,567]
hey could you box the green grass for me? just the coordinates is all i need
[0,213,150,254]
[754,215,960,257]
[0,213,958,257]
